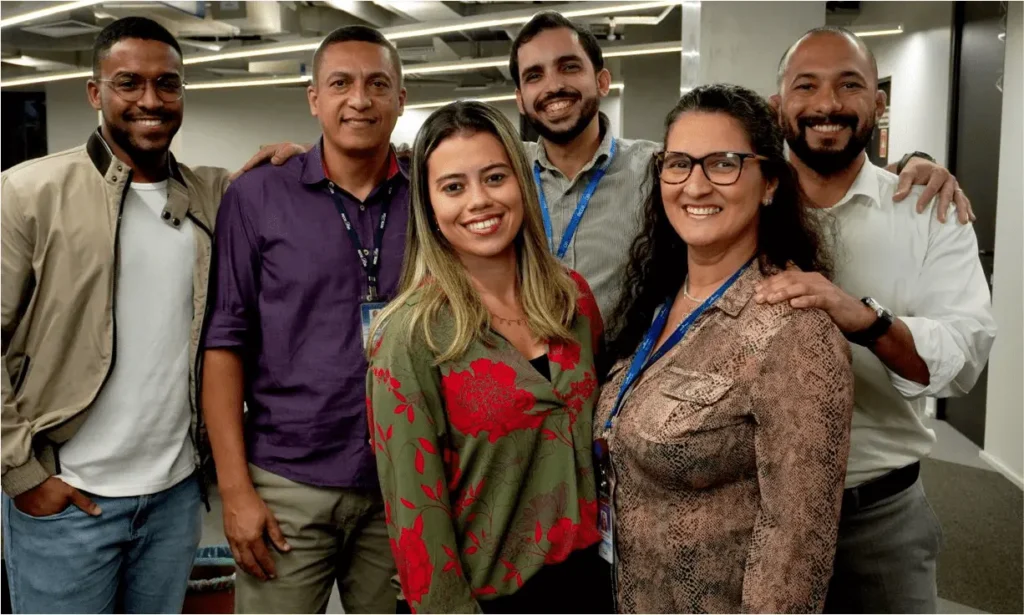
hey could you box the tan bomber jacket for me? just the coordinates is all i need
[1,129,230,497]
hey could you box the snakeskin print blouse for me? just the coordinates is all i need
[596,265,855,613]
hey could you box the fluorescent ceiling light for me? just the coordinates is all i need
[183,42,322,66]
[406,82,624,110]
[405,43,683,76]
[186,75,311,90]
[0,69,91,87]
[604,44,682,58]
[0,0,105,29]
[852,24,904,37]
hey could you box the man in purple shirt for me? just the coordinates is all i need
[201,25,406,614]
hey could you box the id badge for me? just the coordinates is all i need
[594,437,615,565]
[360,302,387,350]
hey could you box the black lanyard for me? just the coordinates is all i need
[327,182,391,301]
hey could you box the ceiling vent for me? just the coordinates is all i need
[21,19,102,38]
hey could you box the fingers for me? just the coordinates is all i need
[935,178,958,224]
[232,539,271,581]
[250,539,279,580]
[953,187,976,224]
[892,172,914,202]
[916,171,947,214]
[68,487,102,516]
[265,513,292,553]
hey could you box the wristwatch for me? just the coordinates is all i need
[896,151,936,175]
[844,297,894,347]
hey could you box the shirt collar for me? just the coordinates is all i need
[715,260,768,318]
[300,138,409,186]
[534,112,614,177]
[833,156,883,210]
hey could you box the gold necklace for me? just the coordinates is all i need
[682,276,709,303]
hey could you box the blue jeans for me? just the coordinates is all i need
[2,474,202,614]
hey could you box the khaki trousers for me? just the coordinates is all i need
[235,464,396,614]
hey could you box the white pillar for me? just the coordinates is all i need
[981,0,1023,489]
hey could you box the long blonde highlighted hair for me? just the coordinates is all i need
[370,100,578,363]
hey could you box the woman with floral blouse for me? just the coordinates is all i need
[366,101,609,614]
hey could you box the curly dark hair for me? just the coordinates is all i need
[604,83,832,372]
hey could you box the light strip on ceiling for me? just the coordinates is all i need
[0,0,105,29]
[405,82,624,110]
[0,69,92,87]
[854,27,904,37]
[850,23,904,38]
[186,75,312,90]
[404,43,683,76]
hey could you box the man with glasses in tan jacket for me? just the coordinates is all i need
[0,17,300,613]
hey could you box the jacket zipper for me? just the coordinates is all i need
[188,212,214,510]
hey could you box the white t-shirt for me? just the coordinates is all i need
[809,159,996,488]
[57,181,197,497]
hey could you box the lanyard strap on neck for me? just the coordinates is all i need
[533,138,618,259]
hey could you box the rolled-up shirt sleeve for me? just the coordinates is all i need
[888,213,997,399]
[204,185,261,351]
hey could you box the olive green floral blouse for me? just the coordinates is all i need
[366,271,603,613]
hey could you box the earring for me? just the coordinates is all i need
[762,196,773,207]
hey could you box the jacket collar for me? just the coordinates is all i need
[86,129,198,232]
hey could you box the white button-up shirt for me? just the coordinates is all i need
[809,158,997,487]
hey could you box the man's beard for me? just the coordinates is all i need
[784,113,875,177]
[105,111,177,164]
[527,89,600,146]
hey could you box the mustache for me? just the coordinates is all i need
[122,111,176,122]
[535,88,581,112]
[797,114,859,130]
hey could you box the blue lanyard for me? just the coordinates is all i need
[603,259,754,432]
[327,183,392,302]
[533,138,618,259]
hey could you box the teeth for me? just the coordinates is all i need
[545,100,574,112]
[686,206,722,216]
[136,119,162,126]
[467,217,500,232]
[810,124,846,133]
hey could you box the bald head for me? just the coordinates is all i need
[777,26,878,89]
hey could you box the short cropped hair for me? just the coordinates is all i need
[509,11,604,88]
[776,25,879,87]
[92,17,182,77]
[313,25,403,85]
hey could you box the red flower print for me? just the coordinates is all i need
[574,498,601,549]
[556,369,598,426]
[548,341,581,371]
[545,517,578,565]
[441,359,540,443]
[391,514,434,606]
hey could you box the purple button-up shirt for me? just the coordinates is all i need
[204,142,409,488]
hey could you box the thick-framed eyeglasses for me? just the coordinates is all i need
[96,75,186,103]
[656,151,770,186]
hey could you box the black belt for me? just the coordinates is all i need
[842,461,920,512]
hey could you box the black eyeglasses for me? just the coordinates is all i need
[97,75,186,103]
[655,151,769,186]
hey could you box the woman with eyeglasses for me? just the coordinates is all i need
[366,101,610,614]
[596,84,855,613]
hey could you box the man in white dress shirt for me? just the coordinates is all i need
[758,26,997,613]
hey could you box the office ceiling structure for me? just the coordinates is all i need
[0,0,683,93]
